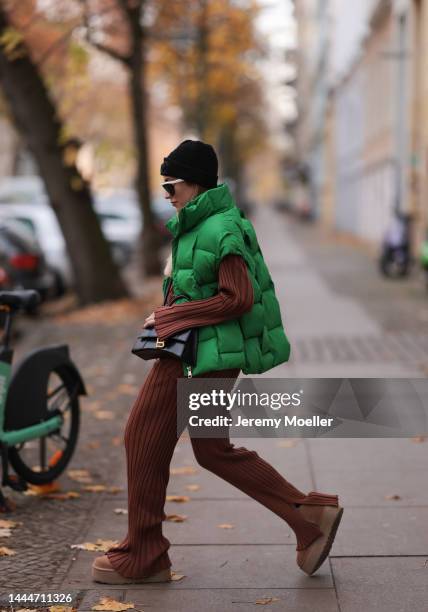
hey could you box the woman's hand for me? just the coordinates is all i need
[142,311,155,328]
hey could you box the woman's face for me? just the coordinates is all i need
[162,176,200,211]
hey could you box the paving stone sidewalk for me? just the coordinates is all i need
[1,209,428,611]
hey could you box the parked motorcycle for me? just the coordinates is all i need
[420,234,428,291]
[379,213,412,278]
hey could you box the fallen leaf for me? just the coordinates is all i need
[384,494,401,500]
[165,514,187,522]
[104,391,119,401]
[114,508,128,515]
[108,486,124,494]
[255,596,280,604]
[170,571,185,581]
[91,596,134,611]
[217,523,234,529]
[166,495,190,503]
[83,401,102,412]
[0,546,15,556]
[411,436,427,443]
[111,436,122,446]
[276,440,298,448]
[44,491,81,500]
[170,466,198,475]
[24,482,61,496]
[0,519,22,529]
[83,484,107,492]
[94,410,115,420]
[87,441,101,450]
[117,384,139,396]
[71,539,119,552]
[68,469,93,483]
[185,484,200,491]
[0,528,12,537]
[49,606,76,612]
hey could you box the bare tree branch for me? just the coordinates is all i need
[79,0,131,66]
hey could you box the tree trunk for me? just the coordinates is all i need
[0,7,128,305]
[127,6,162,277]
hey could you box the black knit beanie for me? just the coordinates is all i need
[160,139,218,189]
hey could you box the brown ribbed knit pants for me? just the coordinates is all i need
[106,356,339,579]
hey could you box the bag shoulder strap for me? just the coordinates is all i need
[163,277,188,306]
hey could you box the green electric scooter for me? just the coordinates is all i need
[0,290,86,512]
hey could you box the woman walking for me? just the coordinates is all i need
[91,140,343,584]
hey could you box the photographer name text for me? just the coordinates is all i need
[188,415,334,428]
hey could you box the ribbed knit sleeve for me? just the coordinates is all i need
[153,254,254,341]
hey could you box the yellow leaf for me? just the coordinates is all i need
[0,28,26,60]
[0,546,15,556]
[255,596,281,604]
[25,482,61,496]
[217,523,234,529]
[83,484,107,492]
[108,486,123,494]
[165,514,187,522]
[49,606,76,612]
[91,597,134,611]
[166,495,190,503]
[170,466,198,475]
[71,539,119,552]
[170,571,185,581]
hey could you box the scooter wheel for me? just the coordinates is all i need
[8,365,80,485]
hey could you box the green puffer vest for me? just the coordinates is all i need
[163,183,291,376]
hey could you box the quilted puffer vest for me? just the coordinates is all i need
[164,183,291,376]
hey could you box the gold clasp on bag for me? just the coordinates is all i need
[156,338,165,348]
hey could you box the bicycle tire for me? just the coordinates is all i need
[8,365,80,485]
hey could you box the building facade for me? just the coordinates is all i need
[294,0,428,249]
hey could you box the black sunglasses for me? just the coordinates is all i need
[161,179,185,196]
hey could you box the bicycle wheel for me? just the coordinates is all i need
[8,365,80,485]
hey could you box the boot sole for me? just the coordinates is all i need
[299,506,344,576]
[92,566,172,585]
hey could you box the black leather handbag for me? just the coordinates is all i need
[131,279,198,366]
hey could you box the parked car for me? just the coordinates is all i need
[0,175,48,206]
[94,191,142,266]
[95,188,175,244]
[151,195,175,239]
[0,219,57,308]
[0,203,73,296]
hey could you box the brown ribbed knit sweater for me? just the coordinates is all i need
[153,254,254,341]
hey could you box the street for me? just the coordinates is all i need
[1,207,427,611]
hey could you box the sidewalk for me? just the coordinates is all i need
[1,207,427,611]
